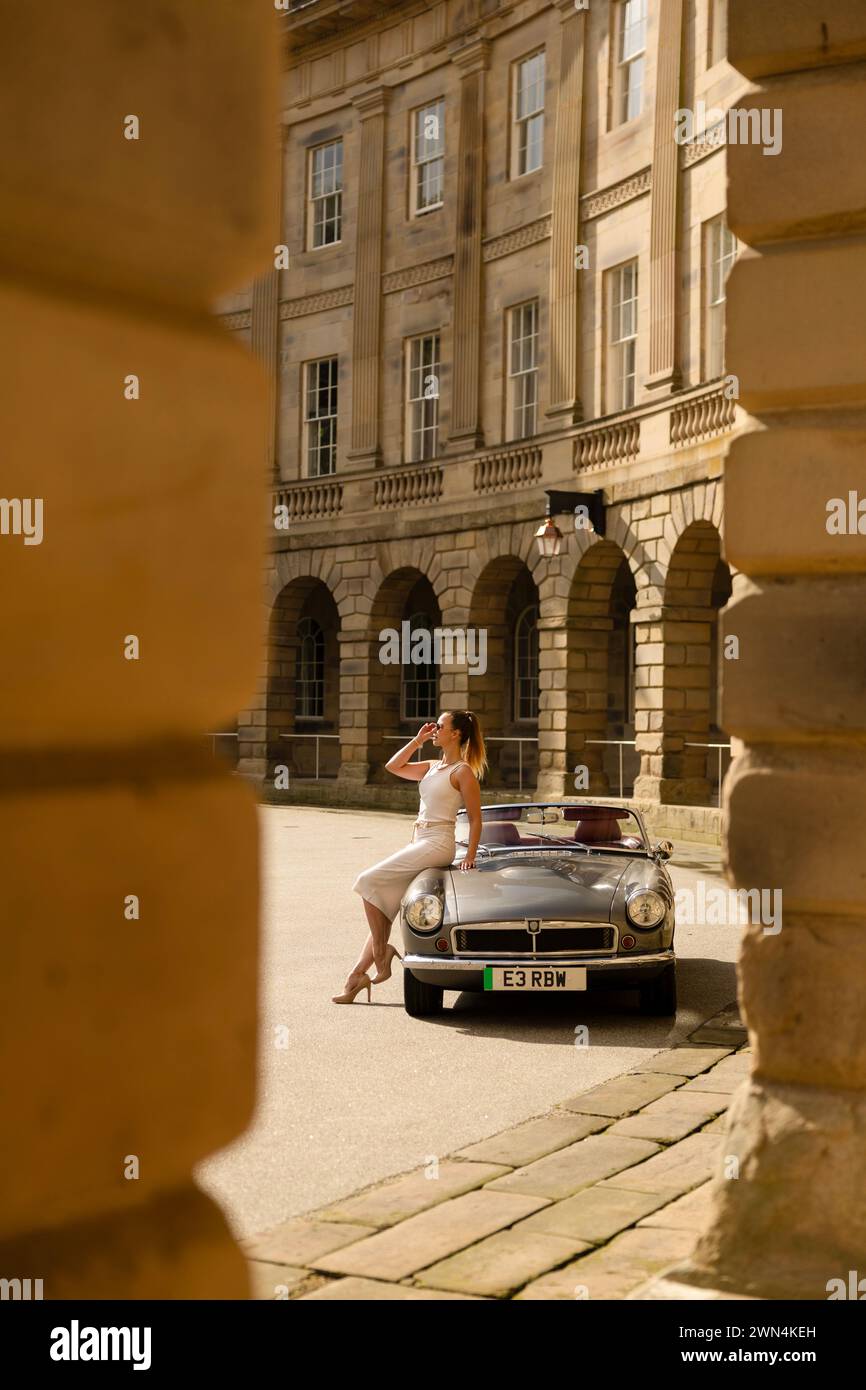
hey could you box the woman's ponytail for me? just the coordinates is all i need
[449,710,487,781]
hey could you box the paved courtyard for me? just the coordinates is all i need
[243,1011,749,1300]
[195,806,737,1245]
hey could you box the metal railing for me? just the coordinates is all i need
[205,731,239,759]
[387,734,539,790]
[585,738,638,799]
[279,731,340,780]
[685,742,732,809]
[486,736,538,792]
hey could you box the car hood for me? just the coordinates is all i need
[449,853,635,925]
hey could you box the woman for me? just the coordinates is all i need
[332,710,486,1003]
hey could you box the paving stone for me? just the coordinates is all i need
[308,1190,549,1282]
[241,1218,377,1267]
[560,1071,684,1118]
[700,1113,729,1132]
[518,1183,669,1243]
[638,1180,717,1231]
[453,1112,609,1168]
[300,1277,486,1300]
[608,1089,728,1143]
[630,1045,733,1077]
[485,1133,660,1201]
[247,1262,308,1300]
[604,1133,721,1199]
[312,1160,512,1228]
[516,1228,697,1300]
[681,1069,744,1095]
[416,1228,590,1298]
[688,1002,747,1047]
[689,1025,749,1047]
[705,1053,752,1078]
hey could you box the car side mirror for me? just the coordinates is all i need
[654,839,674,862]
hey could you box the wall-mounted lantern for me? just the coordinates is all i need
[534,489,606,557]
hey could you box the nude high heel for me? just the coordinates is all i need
[371,945,404,985]
[331,972,372,1004]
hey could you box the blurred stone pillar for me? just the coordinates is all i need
[0,2,277,1296]
[660,0,866,1298]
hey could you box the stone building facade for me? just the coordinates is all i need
[220,0,747,807]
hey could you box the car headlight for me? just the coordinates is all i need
[405,894,444,931]
[626,890,667,928]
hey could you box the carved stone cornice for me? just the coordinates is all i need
[382,256,453,294]
[680,120,726,168]
[449,35,490,75]
[483,216,552,262]
[279,286,354,320]
[219,309,251,331]
[581,167,652,221]
[353,85,389,120]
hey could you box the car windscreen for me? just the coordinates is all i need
[455,805,648,853]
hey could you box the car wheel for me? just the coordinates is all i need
[638,963,677,1016]
[403,968,444,1018]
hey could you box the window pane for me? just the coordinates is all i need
[621,0,647,61]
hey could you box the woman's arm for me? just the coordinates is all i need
[385,722,437,782]
[453,764,483,870]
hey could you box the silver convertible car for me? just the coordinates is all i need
[400,803,676,1018]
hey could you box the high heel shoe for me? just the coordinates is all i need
[371,945,404,985]
[331,971,372,1004]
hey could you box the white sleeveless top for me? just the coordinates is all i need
[417,760,467,824]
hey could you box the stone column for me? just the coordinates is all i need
[337,630,375,786]
[633,602,713,805]
[250,268,280,480]
[547,0,587,425]
[0,3,276,1295]
[645,0,684,396]
[447,37,489,453]
[658,0,866,1299]
[348,87,388,469]
[536,615,571,798]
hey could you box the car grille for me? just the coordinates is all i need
[453,925,616,955]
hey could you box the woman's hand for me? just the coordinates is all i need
[415,722,437,746]
[459,854,476,872]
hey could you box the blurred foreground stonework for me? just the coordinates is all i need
[0,3,278,1296]
[655,0,866,1300]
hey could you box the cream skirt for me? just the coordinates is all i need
[352,822,456,924]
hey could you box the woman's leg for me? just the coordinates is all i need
[343,902,391,987]
[362,898,392,975]
[347,931,375,983]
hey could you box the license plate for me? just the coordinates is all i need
[484,966,587,991]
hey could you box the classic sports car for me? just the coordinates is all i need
[400,803,676,1018]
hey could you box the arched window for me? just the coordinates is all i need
[296,617,324,718]
[514,604,539,721]
[401,611,438,720]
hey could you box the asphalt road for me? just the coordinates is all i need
[195,805,738,1241]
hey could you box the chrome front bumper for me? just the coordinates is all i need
[402,949,674,973]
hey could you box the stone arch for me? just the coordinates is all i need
[639,516,731,803]
[265,574,341,780]
[468,553,540,788]
[365,566,442,781]
[557,537,637,796]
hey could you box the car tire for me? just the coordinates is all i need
[638,963,677,1016]
[403,969,444,1017]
